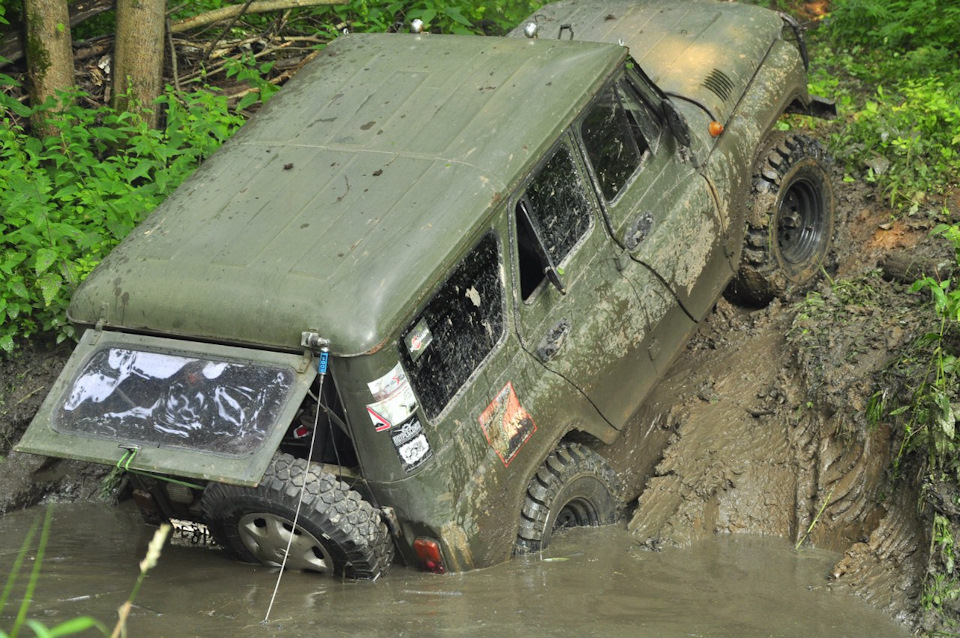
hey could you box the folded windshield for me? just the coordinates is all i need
[56,346,296,456]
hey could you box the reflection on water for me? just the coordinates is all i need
[0,503,909,638]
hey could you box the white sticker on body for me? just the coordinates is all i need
[366,362,418,431]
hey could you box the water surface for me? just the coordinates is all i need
[0,503,909,637]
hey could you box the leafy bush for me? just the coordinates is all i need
[827,0,960,63]
[312,0,543,36]
[0,81,244,353]
[805,0,960,212]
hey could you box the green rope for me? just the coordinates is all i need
[116,446,205,490]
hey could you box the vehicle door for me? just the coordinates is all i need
[511,135,672,428]
[577,68,732,328]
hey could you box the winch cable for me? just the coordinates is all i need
[263,346,329,624]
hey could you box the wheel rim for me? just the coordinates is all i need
[237,512,332,573]
[554,497,601,530]
[777,176,825,265]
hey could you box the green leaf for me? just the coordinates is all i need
[37,272,63,307]
[9,280,29,299]
[236,92,259,112]
[34,248,58,275]
[46,616,103,636]
[0,333,13,353]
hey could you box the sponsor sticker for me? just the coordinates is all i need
[404,319,433,362]
[366,363,418,432]
[478,382,537,467]
[391,416,432,473]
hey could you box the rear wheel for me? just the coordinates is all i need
[731,132,836,304]
[201,453,393,579]
[515,443,620,554]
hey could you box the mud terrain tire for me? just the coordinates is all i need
[733,132,835,304]
[201,453,393,579]
[515,443,620,554]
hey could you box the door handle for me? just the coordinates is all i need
[537,318,572,363]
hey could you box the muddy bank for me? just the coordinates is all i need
[625,180,959,631]
[0,339,111,513]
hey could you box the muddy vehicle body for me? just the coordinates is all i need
[18,0,836,577]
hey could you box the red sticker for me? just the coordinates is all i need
[478,382,537,467]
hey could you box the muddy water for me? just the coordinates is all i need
[0,503,908,637]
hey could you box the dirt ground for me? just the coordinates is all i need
[1,151,958,631]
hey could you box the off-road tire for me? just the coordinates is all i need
[201,453,393,580]
[732,132,836,304]
[515,442,620,554]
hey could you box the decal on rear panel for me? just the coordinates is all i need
[366,362,419,432]
[390,415,432,473]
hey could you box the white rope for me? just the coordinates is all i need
[263,353,327,623]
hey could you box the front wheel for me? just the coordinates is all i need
[515,442,621,555]
[201,453,394,580]
[731,132,836,304]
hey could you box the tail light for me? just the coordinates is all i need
[413,538,446,574]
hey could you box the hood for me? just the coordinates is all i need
[510,0,785,122]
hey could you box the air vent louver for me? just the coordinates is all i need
[702,69,735,102]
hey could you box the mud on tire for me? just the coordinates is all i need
[731,132,836,304]
[515,442,621,554]
[201,453,393,580]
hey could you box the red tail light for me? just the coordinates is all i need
[413,538,446,574]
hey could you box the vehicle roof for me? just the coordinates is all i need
[70,33,626,355]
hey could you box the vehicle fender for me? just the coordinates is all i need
[703,39,812,267]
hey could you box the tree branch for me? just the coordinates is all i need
[169,0,346,34]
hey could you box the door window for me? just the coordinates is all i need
[579,78,661,201]
[515,144,593,300]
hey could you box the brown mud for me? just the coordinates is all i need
[0,339,111,514]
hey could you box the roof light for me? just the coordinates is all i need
[411,19,424,34]
[413,537,446,574]
[523,22,539,39]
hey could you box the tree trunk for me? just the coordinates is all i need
[112,0,166,128]
[24,0,75,129]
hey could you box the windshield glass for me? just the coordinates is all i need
[55,346,296,456]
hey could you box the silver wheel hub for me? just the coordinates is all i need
[237,512,332,573]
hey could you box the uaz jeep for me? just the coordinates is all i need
[18,0,837,577]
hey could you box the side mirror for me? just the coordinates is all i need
[662,99,692,148]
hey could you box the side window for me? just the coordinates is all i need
[400,233,504,419]
[580,78,659,201]
[515,144,592,300]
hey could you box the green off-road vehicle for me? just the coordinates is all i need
[18,0,837,578]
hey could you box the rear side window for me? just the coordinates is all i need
[400,233,504,419]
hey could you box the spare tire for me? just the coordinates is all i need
[515,442,621,555]
[201,453,393,580]
[731,132,836,304]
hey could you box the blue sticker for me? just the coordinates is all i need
[318,351,329,374]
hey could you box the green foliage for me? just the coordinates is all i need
[0,79,243,353]
[923,514,960,618]
[224,54,280,111]
[827,0,960,60]
[312,0,543,36]
[804,0,960,212]
[884,225,960,478]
